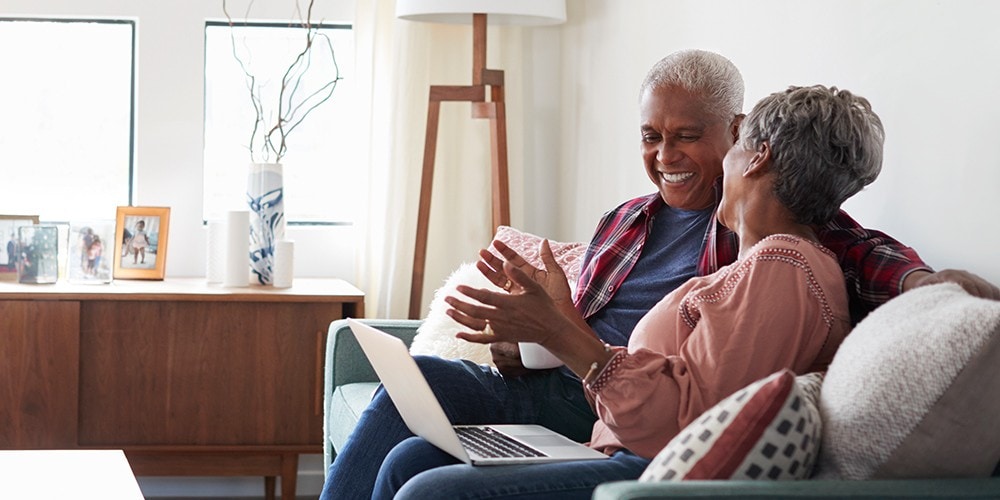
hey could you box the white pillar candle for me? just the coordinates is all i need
[272,240,294,288]
[205,220,225,284]
[223,210,249,287]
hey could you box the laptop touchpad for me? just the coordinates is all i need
[525,435,580,447]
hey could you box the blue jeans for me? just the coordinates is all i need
[373,437,649,499]
[319,355,597,500]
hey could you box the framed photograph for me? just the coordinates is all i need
[17,225,59,284]
[113,206,170,280]
[0,214,40,282]
[68,221,115,283]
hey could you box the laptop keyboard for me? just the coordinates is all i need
[455,426,546,459]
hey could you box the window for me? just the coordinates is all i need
[0,18,134,221]
[203,22,360,225]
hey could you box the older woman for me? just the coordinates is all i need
[373,84,883,498]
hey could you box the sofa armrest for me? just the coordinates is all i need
[326,318,422,388]
[592,478,1000,499]
[323,318,422,473]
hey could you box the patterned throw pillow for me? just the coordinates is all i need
[640,370,823,481]
[491,225,587,286]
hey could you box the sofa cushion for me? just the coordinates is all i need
[409,262,499,365]
[328,382,379,453]
[640,370,823,481]
[815,283,1000,480]
[490,225,587,283]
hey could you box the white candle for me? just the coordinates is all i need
[205,220,225,284]
[223,211,249,287]
[273,240,294,288]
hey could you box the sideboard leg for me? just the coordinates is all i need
[281,453,299,500]
[265,475,276,500]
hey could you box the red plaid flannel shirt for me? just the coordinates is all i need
[573,186,930,328]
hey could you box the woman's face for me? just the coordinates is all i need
[639,85,737,210]
[717,141,755,231]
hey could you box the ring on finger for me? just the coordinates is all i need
[503,279,512,292]
[482,319,494,336]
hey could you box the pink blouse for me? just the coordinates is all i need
[585,234,850,459]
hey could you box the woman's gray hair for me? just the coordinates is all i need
[738,85,885,225]
[640,49,744,121]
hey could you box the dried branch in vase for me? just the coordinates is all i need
[223,0,342,164]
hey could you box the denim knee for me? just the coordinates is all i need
[372,437,459,499]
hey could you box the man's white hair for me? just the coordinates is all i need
[640,49,744,121]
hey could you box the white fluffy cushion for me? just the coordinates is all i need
[409,227,587,366]
[815,282,1000,479]
[640,370,823,481]
[409,262,499,365]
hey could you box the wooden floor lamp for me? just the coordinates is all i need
[396,1,567,319]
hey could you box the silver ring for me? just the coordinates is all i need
[482,320,494,336]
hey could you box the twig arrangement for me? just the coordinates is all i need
[223,0,341,163]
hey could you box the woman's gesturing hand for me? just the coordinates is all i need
[448,240,573,341]
[475,240,576,312]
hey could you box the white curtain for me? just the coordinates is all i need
[352,0,529,319]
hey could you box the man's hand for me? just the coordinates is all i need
[490,342,532,378]
[904,269,1000,300]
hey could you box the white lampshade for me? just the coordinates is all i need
[396,0,566,26]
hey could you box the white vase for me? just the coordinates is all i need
[247,162,285,284]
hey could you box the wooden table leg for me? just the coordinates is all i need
[265,476,276,500]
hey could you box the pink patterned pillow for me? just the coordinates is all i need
[640,370,824,481]
[492,226,587,286]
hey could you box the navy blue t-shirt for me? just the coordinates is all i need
[586,204,713,346]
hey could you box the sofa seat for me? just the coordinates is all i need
[328,382,380,455]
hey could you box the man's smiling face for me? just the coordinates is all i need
[640,85,737,210]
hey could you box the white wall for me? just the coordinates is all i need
[524,0,1000,286]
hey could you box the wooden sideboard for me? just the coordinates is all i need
[0,278,364,500]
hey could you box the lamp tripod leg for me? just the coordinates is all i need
[409,98,441,320]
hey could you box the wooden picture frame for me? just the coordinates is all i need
[113,206,170,280]
[0,214,40,282]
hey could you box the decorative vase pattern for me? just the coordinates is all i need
[247,163,285,284]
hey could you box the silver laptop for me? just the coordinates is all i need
[346,318,608,465]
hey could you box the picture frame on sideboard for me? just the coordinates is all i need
[68,220,116,284]
[16,224,59,284]
[0,214,40,282]
[113,206,170,280]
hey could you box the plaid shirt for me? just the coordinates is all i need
[574,185,931,328]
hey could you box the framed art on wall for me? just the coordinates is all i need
[0,214,40,282]
[113,206,170,280]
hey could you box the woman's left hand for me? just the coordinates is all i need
[447,260,568,347]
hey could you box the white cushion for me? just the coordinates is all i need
[815,283,1000,479]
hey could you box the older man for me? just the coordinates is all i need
[319,49,999,500]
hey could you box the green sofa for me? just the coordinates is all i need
[322,318,1000,498]
[323,318,421,471]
